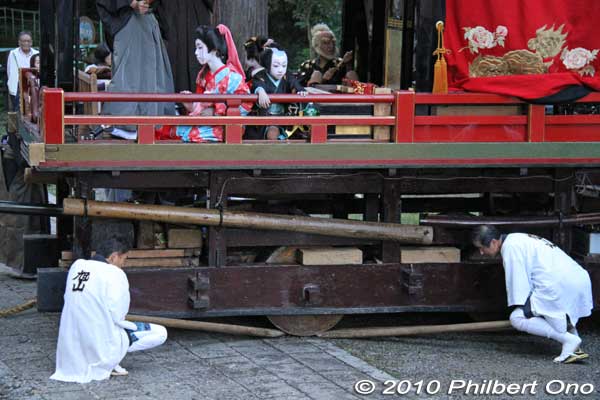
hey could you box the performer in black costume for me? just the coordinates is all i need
[247,46,306,140]
[296,23,358,87]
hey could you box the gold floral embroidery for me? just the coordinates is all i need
[527,24,568,59]
[463,22,595,78]
[470,51,545,77]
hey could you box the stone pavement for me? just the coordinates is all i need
[0,265,395,400]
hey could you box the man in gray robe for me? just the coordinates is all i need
[96,0,175,135]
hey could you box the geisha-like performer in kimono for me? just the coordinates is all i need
[155,25,252,142]
[251,46,306,140]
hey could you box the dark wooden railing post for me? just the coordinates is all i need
[42,88,64,144]
[527,104,545,142]
[225,99,243,144]
[394,90,415,143]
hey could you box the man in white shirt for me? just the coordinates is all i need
[7,31,39,112]
[472,225,593,363]
[50,235,167,383]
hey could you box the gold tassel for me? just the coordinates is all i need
[432,21,448,94]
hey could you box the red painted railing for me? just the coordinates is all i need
[42,89,600,145]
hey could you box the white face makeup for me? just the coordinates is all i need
[195,38,212,65]
[269,51,288,81]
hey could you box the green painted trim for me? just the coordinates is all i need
[40,142,600,170]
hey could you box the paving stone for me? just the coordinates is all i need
[291,352,354,372]
[236,376,304,398]
[89,385,167,400]
[3,357,54,375]
[187,342,240,359]
[263,338,323,354]
[293,381,361,400]
[266,364,330,385]
[39,389,93,400]
[202,355,250,367]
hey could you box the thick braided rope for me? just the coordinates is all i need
[0,298,37,317]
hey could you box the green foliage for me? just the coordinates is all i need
[268,0,342,72]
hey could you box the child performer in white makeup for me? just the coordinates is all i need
[251,46,307,140]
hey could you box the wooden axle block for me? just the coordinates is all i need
[400,246,461,264]
[297,247,363,265]
[168,228,203,249]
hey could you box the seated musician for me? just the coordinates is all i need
[296,23,358,87]
[155,25,252,142]
[249,45,307,140]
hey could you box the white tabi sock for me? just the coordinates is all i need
[510,308,581,362]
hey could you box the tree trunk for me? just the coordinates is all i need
[212,0,268,67]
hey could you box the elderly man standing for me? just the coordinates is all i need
[7,31,38,112]
[472,225,593,364]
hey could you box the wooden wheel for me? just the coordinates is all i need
[265,246,344,336]
[268,314,344,336]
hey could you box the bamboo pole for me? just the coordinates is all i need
[317,320,513,338]
[127,314,285,338]
[63,199,433,244]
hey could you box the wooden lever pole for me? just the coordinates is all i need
[317,320,513,338]
[127,314,285,337]
[63,198,433,244]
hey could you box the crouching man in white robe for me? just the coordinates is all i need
[472,225,593,364]
[50,235,167,383]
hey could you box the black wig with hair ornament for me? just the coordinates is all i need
[258,42,284,71]
[195,25,228,64]
[244,36,269,62]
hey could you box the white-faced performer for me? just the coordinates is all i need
[471,225,593,363]
[51,235,167,383]
[251,45,307,140]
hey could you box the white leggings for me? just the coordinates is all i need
[127,323,168,353]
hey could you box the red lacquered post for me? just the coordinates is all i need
[225,100,243,144]
[42,88,64,144]
[311,125,327,143]
[137,125,155,144]
[527,104,545,142]
[394,90,415,143]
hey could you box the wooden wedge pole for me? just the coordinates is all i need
[317,320,513,338]
[63,199,433,244]
[127,314,286,338]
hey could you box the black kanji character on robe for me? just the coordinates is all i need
[72,271,90,292]
[527,234,557,249]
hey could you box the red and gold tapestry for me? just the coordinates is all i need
[445,0,600,100]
